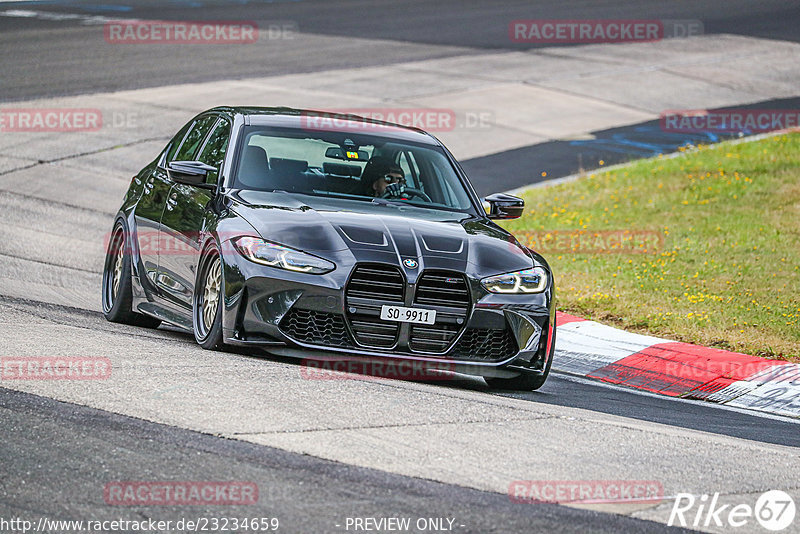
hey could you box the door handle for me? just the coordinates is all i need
[166,193,178,211]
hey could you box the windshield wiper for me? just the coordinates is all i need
[371,198,406,207]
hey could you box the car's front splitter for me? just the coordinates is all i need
[219,251,554,378]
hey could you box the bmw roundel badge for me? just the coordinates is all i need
[403,258,418,269]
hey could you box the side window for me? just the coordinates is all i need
[163,121,193,164]
[197,119,231,185]
[173,115,218,162]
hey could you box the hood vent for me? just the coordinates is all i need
[421,234,464,254]
[340,226,388,246]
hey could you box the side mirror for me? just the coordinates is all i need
[484,193,524,219]
[167,161,217,190]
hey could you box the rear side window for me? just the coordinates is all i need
[197,119,231,185]
[173,115,218,162]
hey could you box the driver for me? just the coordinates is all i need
[362,157,407,199]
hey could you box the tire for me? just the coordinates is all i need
[486,316,556,391]
[102,221,162,328]
[193,244,225,350]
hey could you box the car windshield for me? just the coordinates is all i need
[232,126,477,213]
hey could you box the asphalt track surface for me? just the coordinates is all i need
[0,294,798,532]
[3,295,800,449]
[463,96,800,194]
[3,0,800,196]
[1,1,800,533]
[2,0,800,101]
[0,386,692,534]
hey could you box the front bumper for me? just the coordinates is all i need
[220,250,554,378]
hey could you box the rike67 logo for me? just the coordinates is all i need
[669,490,796,531]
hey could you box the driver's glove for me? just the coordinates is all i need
[384,182,406,199]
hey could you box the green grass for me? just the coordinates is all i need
[502,133,800,361]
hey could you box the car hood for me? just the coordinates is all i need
[228,190,535,276]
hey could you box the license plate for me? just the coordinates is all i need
[380,305,436,325]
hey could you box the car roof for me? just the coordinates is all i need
[207,106,442,146]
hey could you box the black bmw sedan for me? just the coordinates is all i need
[102,107,555,390]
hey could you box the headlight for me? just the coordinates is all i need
[232,236,335,274]
[481,267,548,294]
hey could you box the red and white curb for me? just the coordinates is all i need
[553,312,800,418]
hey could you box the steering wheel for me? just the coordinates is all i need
[381,187,432,203]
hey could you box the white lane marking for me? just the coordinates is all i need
[0,9,135,25]
[553,321,800,419]
[552,371,800,425]
[554,320,668,376]
[718,364,800,418]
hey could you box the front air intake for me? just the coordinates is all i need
[279,308,352,347]
[345,264,404,348]
[408,271,470,354]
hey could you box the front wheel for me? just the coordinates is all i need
[486,317,555,391]
[193,245,225,350]
[102,221,161,328]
